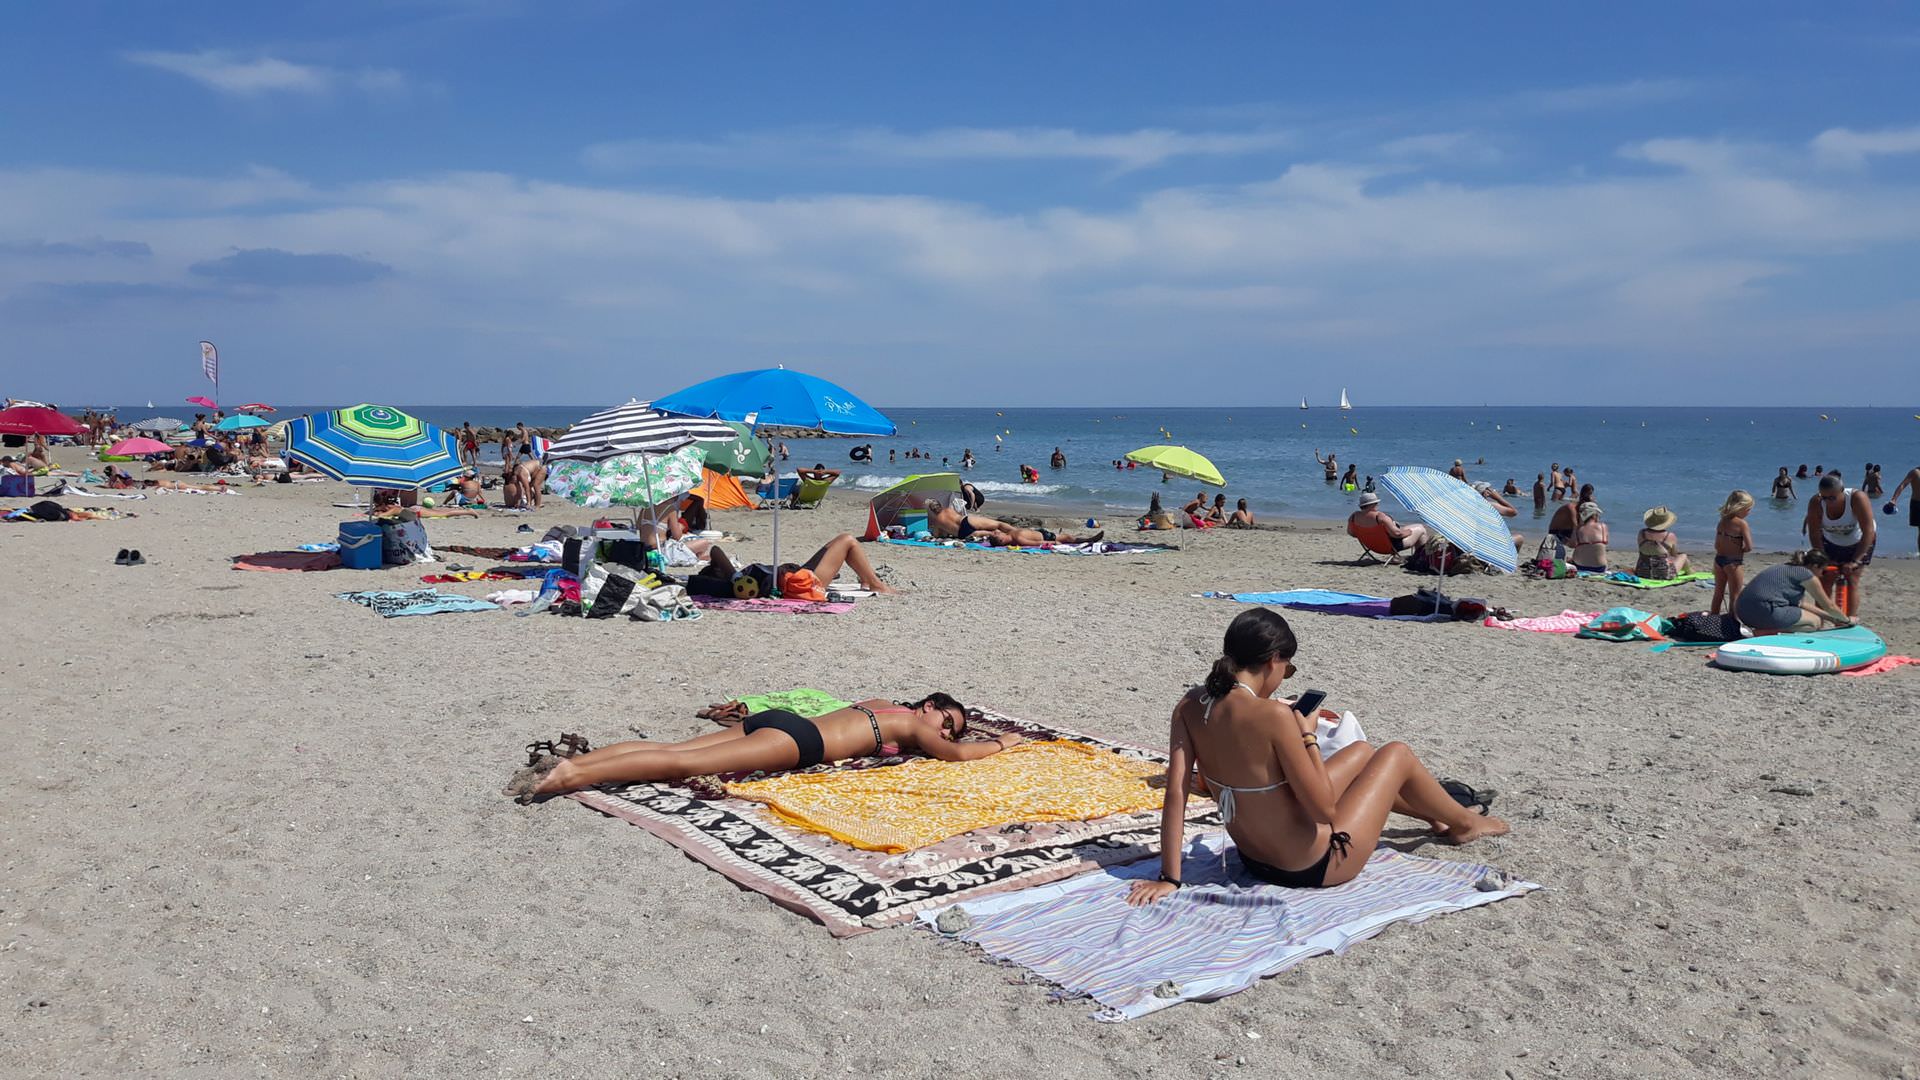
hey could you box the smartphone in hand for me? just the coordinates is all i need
[1290,689,1328,717]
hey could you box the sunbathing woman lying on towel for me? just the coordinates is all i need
[504,695,1024,800]
[1127,608,1508,903]
[927,503,1100,546]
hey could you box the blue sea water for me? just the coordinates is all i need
[99,403,1917,552]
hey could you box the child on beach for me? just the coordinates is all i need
[1712,491,1755,616]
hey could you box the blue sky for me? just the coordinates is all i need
[4,2,1918,407]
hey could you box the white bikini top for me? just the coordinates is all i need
[1197,681,1288,824]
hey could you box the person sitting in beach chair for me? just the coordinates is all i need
[1125,608,1508,903]
[503,693,1020,800]
[1346,492,1428,562]
[927,502,1101,547]
[789,464,840,509]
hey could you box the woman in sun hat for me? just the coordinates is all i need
[1635,506,1690,581]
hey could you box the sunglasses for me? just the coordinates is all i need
[942,710,968,738]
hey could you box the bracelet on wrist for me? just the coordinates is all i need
[1157,871,1182,887]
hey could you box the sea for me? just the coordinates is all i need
[95,404,1917,553]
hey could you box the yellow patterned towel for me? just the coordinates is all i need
[726,740,1166,853]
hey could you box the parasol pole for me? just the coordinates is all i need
[743,409,780,597]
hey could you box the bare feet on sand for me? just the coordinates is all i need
[1443,815,1511,845]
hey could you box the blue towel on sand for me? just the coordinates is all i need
[336,589,499,618]
[1199,590,1451,623]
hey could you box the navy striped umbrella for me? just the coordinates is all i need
[1377,466,1518,574]
[544,400,738,463]
[284,404,463,489]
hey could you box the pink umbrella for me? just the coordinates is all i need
[186,395,218,409]
[108,437,172,456]
[235,402,276,413]
[0,406,87,437]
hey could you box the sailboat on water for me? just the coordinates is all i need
[1298,396,1309,410]
[1339,388,1352,411]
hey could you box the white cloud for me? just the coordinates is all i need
[1811,125,1920,168]
[7,123,1920,402]
[582,126,1293,172]
[124,49,408,97]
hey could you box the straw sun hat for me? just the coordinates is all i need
[1643,506,1677,530]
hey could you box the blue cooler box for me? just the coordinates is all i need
[338,520,384,569]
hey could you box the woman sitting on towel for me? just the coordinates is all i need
[506,695,1024,800]
[1128,608,1508,903]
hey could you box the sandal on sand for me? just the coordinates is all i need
[697,701,749,725]
[556,733,591,757]
[525,739,560,766]
[1439,779,1496,814]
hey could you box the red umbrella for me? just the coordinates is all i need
[235,402,277,413]
[186,395,218,409]
[0,406,87,437]
[108,436,172,456]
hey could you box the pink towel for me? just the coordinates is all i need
[1840,655,1920,678]
[1483,610,1598,634]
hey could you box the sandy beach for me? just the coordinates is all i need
[3,481,1917,1079]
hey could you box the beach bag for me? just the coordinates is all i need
[580,561,660,619]
[1669,611,1744,643]
[380,520,433,565]
[628,583,699,622]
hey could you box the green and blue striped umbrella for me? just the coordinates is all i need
[284,404,463,489]
[1377,466,1518,574]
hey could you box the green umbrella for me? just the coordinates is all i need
[699,422,771,476]
[1124,445,1225,486]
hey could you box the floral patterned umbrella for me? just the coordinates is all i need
[545,444,707,510]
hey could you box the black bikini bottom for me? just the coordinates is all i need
[1239,831,1352,889]
[742,709,825,768]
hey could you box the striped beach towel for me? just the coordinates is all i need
[921,832,1535,1020]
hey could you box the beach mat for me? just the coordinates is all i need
[727,740,1167,853]
[232,550,342,572]
[690,596,856,615]
[877,537,1169,556]
[567,708,1220,936]
[921,833,1536,1020]
[336,589,500,617]
[1581,570,1714,589]
[1199,590,1452,622]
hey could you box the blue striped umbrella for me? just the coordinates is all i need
[284,404,464,489]
[1377,466,1518,574]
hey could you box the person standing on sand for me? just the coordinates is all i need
[1314,449,1337,483]
[1712,491,1754,616]
[1804,474,1875,615]
[1127,608,1508,903]
[1771,467,1796,500]
[460,423,479,470]
[1888,466,1920,554]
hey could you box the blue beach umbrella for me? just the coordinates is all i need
[653,366,897,437]
[283,404,464,490]
[215,414,270,432]
[1377,466,1519,575]
[654,367,894,589]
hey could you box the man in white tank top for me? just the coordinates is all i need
[1804,474,1875,616]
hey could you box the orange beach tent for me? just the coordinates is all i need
[689,467,754,511]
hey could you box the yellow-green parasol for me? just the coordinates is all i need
[1125,445,1225,486]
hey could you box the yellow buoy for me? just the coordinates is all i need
[1349,428,1358,435]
